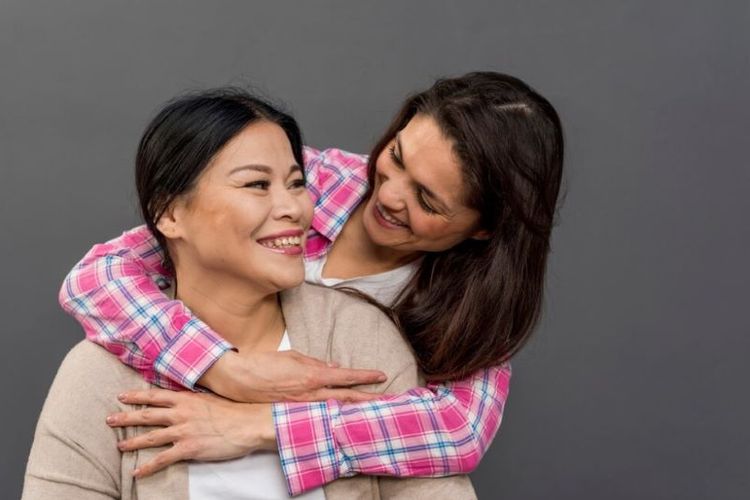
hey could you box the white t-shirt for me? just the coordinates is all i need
[304,255,420,307]
[188,332,326,500]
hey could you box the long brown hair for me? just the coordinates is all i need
[367,72,564,381]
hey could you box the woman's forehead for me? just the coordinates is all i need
[398,115,468,210]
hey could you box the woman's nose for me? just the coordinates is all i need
[272,187,304,221]
[377,169,408,213]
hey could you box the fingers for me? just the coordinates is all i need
[317,366,387,387]
[132,446,186,478]
[312,388,384,403]
[118,388,178,407]
[118,427,179,452]
[107,407,176,427]
[289,351,357,371]
[287,350,331,368]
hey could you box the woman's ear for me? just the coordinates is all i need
[471,228,492,241]
[155,201,185,240]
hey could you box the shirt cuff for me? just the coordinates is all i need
[273,400,351,496]
[153,317,234,390]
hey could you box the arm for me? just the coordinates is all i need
[274,364,511,495]
[373,359,477,499]
[58,146,367,392]
[301,146,370,259]
[59,226,386,400]
[59,225,232,390]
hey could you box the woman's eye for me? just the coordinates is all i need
[243,181,270,190]
[388,145,404,168]
[416,190,437,214]
[289,178,306,189]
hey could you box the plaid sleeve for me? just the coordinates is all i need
[58,225,233,390]
[302,146,370,259]
[273,364,512,496]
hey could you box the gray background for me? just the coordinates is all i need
[2,1,748,499]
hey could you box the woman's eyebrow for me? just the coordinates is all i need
[396,134,451,213]
[229,164,302,176]
[229,165,272,175]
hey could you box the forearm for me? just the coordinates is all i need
[59,226,232,390]
[273,364,511,495]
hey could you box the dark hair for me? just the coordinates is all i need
[368,72,564,381]
[135,87,303,269]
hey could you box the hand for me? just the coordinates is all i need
[199,349,388,403]
[107,388,275,478]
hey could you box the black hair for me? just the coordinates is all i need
[135,87,303,269]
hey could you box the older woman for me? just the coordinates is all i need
[23,89,474,499]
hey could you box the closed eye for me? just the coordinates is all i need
[416,188,437,214]
[388,145,404,169]
[389,144,441,215]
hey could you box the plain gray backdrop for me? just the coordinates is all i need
[2,1,748,499]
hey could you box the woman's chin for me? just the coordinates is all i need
[267,270,306,293]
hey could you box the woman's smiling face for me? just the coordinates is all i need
[361,113,487,255]
[159,120,313,295]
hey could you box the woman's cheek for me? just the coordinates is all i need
[413,217,445,239]
[299,193,314,228]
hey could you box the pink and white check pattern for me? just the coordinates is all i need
[274,364,511,495]
[59,146,511,496]
[59,227,231,390]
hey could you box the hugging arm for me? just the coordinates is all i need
[275,364,511,495]
[56,147,331,391]
[59,226,385,401]
[58,225,233,390]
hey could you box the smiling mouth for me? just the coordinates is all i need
[258,235,302,249]
[374,201,409,228]
[257,234,304,255]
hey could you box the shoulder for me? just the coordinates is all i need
[26,342,147,497]
[283,282,396,332]
[51,341,149,405]
[303,147,369,197]
[303,146,368,171]
[282,284,417,386]
[60,341,142,380]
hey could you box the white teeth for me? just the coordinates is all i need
[260,235,302,249]
[377,202,406,226]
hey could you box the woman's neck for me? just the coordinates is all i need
[172,268,285,354]
[323,202,420,279]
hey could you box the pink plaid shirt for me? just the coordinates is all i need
[60,146,511,496]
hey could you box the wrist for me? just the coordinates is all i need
[198,351,241,399]
[241,404,277,452]
[258,404,278,451]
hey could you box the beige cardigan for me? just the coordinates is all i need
[23,283,476,499]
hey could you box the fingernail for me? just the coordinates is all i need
[378,375,387,382]
[106,415,115,424]
[132,468,140,477]
[118,393,127,401]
